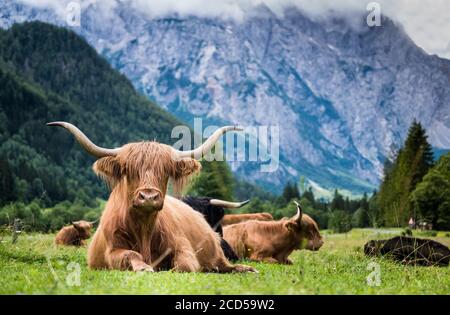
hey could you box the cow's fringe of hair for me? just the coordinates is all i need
[171,173,193,198]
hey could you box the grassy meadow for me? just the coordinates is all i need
[0,228,449,295]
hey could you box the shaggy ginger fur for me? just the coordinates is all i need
[89,196,250,272]
[86,142,255,273]
[224,209,324,264]
[55,221,93,246]
[222,212,274,226]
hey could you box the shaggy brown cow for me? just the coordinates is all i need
[222,212,274,226]
[223,201,324,264]
[55,220,93,246]
[48,121,255,273]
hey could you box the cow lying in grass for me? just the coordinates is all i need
[55,220,93,246]
[223,201,324,264]
[181,196,249,261]
[364,236,450,266]
[222,212,274,226]
[48,121,255,273]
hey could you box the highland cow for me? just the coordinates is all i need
[364,236,450,266]
[224,201,324,264]
[55,220,93,246]
[181,196,250,261]
[47,121,255,273]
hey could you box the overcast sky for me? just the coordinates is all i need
[20,0,450,59]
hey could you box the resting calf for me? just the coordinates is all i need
[55,220,93,246]
[223,201,324,264]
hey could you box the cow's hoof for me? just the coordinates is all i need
[133,263,154,272]
[284,259,293,265]
[233,264,258,273]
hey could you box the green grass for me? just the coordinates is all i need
[0,228,449,294]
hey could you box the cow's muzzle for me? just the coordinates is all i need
[133,188,164,211]
[307,239,324,251]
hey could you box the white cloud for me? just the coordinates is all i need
[18,0,450,59]
[379,0,450,58]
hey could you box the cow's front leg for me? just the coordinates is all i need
[276,254,293,265]
[215,257,257,273]
[249,252,279,264]
[261,257,281,264]
[229,264,258,273]
[107,248,154,272]
[172,239,201,272]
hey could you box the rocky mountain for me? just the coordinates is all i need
[1,2,449,194]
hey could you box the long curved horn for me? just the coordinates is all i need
[88,218,100,225]
[46,122,121,158]
[293,200,303,222]
[175,126,243,159]
[209,199,250,209]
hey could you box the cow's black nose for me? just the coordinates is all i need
[134,188,163,210]
[139,190,160,201]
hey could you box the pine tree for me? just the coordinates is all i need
[352,207,369,228]
[368,190,380,227]
[282,181,300,202]
[328,210,352,233]
[360,192,369,211]
[302,187,315,206]
[331,189,345,210]
[378,120,434,226]
[402,120,434,188]
[0,156,15,204]
[410,153,450,230]
[187,160,235,200]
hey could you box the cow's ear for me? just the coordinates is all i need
[173,158,201,178]
[285,221,299,232]
[170,158,201,197]
[93,156,122,187]
[72,221,80,229]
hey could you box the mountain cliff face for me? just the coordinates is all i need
[2,2,449,194]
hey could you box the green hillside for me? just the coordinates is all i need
[0,21,182,206]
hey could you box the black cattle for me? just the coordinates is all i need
[182,196,249,261]
[364,236,450,266]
